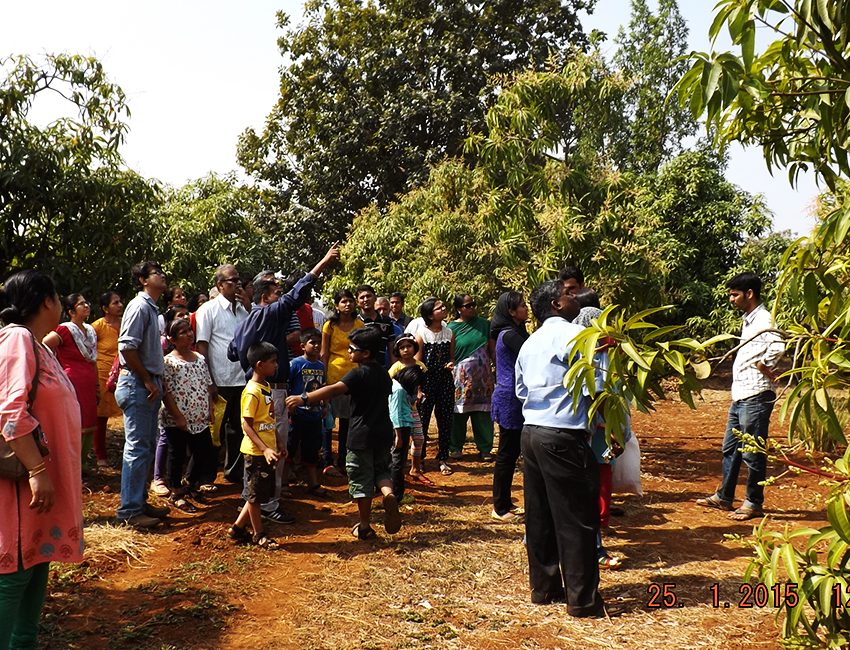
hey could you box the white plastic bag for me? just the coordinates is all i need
[612,434,642,496]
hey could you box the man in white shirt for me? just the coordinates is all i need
[195,264,249,484]
[697,272,784,520]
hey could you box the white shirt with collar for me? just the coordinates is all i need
[194,293,249,387]
[731,303,784,401]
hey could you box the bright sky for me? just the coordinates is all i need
[3,0,818,237]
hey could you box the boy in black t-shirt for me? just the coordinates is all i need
[286,327,400,540]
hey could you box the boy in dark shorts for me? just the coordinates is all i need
[286,327,400,540]
[284,328,327,497]
[228,342,284,549]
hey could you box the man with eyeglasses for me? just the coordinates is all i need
[195,264,250,484]
[116,261,171,528]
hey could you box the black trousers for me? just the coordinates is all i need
[217,386,245,484]
[391,426,412,500]
[492,426,522,515]
[164,426,215,489]
[521,424,602,616]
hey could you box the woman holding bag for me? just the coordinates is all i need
[0,270,84,650]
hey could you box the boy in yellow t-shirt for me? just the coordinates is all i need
[227,342,285,549]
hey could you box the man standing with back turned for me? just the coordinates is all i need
[697,272,783,521]
[515,279,606,617]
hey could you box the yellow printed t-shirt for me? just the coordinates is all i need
[322,319,365,384]
[239,380,277,455]
[388,359,428,378]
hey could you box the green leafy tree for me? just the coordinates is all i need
[238,0,597,240]
[676,2,850,646]
[0,54,160,296]
[611,0,698,172]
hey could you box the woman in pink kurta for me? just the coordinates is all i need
[0,270,83,649]
[44,294,99,472]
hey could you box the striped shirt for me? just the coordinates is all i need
[731,303,784,401]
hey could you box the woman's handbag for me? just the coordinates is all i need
[0,329,51,481]
[106,354,121,393]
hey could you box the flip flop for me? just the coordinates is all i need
[352,523,376,540]
[695,494,734,511]
[383,494,402,534]
[252,533,281,550]
[439,462,453,476]
[728,506,764,521]
[411,473,434,486]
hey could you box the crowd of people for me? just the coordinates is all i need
[0,249,784,640]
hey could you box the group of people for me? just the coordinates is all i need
[0,250,784,642]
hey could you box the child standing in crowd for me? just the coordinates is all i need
[390,364,430,498]
[287,328,401,540]
[388,333,427,378]
[228,342,284,549]
[160,319,216,513]
[320,289,364,476]
[285,328,328,497]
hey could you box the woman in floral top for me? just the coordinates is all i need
[160,319,216,512]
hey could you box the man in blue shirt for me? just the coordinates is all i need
[228,243,338,523]
[515,279,605,617]
[116,261,171,528]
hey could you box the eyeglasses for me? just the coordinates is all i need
[75,301,91,308]
[348,345,364,353]
[462,302,476,309]
[149,269,165,277]
[221,277,240,284]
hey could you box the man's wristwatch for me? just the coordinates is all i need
[301,390,309,404]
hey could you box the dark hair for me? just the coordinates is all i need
[726,272,762,300]
[574,287,601,310]
[253,278,279,305]
[62,293,84,319]
[394,364,424,395]
[300,327,322,345]
[166,316,193,340]
[348,326,381,358]
[419,297,440,326]
[284,271,312,303]
[163,304,189,333]
[392,333,420,357]
[558,266,584,285]
[241,277,253,290]
[529,280,566,322]
[131,261,163,292]
[328,289,356,324]
[186,292,208,312]
[355,284,375,297]
[503,291,524,312]
[163,286,183,306]
[247,341,278,367]
[0,270,57,325]
[99,291,120,315]
[389,292,405,302]
[453,294,471,317]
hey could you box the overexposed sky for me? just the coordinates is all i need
[3,0,818,237]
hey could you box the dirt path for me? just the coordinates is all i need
[40,387,830,649]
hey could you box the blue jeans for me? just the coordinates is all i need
[717,391,775,509]
[115,372,162,519]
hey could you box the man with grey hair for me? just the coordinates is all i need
[195,264,249,483]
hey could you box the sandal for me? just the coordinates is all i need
[198,484,218,493]
[352,523,377,540]
[728,506,764,521]
[227,524,251,543]
[252,533,281,550]
[695,494,733,511]
[323,465,344,478]
[168,495,198,514]
[306,485,329,498]
[439,462,453,476]
[383,494,402,534]
[599,555,622,569]
[411,473,434,486]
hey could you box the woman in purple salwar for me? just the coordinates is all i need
[489,291,529,522]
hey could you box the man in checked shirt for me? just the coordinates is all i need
[696,272,784,521]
